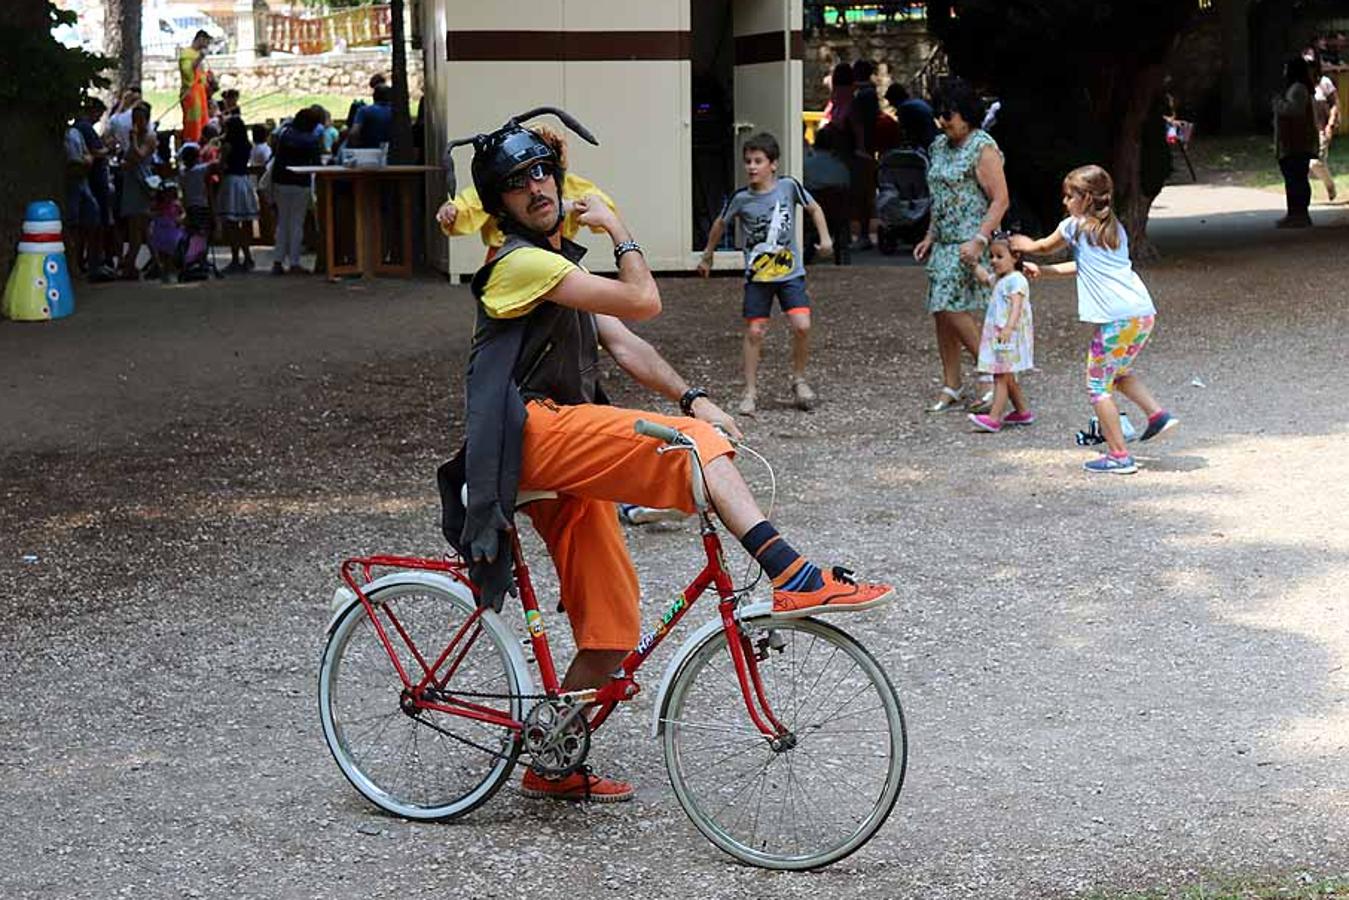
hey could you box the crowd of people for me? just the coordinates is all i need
[803,59,940,265]
[61,31,399,284]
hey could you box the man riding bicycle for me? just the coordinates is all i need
[439,112,893,803]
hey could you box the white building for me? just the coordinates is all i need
[419,0,804,276]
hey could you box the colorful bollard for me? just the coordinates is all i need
[2,200,75,322]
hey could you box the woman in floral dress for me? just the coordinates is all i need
[913,79,1010,413]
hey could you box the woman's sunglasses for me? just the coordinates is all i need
[502,161,556,192]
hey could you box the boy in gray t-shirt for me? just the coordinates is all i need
[698,133,832,415]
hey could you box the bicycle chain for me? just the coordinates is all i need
[408,712,520,764]
[421,686,549,702]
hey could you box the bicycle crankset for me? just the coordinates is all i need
[523,697,591,777]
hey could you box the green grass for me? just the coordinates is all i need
[1185,132,1349,197]
[143,90,365,131]
[1085,872,1349,900]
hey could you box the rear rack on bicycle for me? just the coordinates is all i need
[340,553,476,600]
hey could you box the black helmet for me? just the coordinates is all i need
[470,122,562,219]
[446,107,599,232]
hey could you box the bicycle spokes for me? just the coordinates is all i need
[661,618,906,869]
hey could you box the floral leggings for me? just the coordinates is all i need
[1087,315,1155,404]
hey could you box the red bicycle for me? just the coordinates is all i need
[317,420,907,870]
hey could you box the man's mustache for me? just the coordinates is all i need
[528,196,553,211]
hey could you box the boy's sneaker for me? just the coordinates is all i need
[791,377,816,410]
[1003,409,1035,426]
[968,413,1002,432]
[1083,453,1138,475]
[772,567,893,617]
[738,392,757,416]
[1139,410,1179,442]
[618,504,687,526]
[521,768,633,803]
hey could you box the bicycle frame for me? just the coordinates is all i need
[339,514,791,746]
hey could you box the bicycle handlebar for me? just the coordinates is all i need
[634,419,684,444]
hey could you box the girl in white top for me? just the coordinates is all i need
[966,231,1034,432]
[1011,165,1178,475]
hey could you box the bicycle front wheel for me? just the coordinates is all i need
[661,615,906,870]
[318,580,523,821]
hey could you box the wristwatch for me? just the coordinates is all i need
[679,387,709,416]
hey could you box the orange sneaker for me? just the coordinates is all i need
[521,767,634,803]
[772,566,893,617]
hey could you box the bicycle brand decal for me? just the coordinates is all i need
[635,593,687,656]
[525,609,545,637]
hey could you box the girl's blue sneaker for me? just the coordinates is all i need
[1139,410,1179,442]
[1084,454,1138,475]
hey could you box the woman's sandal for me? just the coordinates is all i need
[926,385,966,413]
[966,383,995,415]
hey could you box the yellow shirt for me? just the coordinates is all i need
[446,173,617,248]
[479,247,577,319]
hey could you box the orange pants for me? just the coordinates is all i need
[518,400,735,651]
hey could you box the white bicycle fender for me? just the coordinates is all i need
[649,600,773,738]
[325,570,537,700]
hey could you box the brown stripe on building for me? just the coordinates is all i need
[789,30,805,60]
[447,30,691,62]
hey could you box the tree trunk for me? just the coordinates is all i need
[1109,62,1167,263]
[102,0,142,98]
[387,0,415,165]
[1,1,66,276]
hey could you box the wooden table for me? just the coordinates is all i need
[290,165,439,279]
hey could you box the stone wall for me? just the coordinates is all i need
[142,49,424,105]
[804,21,937,110]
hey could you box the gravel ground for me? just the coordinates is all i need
[2,185,1347,899]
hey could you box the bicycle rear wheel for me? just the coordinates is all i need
[318,580,523,821]
[661,615,906,870]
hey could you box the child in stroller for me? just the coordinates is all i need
[875,143,931,255]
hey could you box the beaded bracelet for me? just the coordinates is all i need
[614,239,643,264]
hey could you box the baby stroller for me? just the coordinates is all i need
[875,145,931,255]
[176,228,218,282]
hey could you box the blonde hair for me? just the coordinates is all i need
[529,125,568,170]
[1063,164,1121,250]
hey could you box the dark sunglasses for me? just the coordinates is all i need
[502,161,555,192]
[936,109,955,121]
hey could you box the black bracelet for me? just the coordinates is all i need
[614,239,643,264]
[679,387,709,417]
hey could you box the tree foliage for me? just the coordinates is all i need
[0,3,110,111]
[929,0,1196,257]
[0,1,111,274]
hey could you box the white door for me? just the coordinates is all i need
[731,0,801,181]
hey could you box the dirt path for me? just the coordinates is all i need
[1,185,1346,899]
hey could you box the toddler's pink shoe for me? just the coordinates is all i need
[1003,409,1036,426]
[968,413,1002,433]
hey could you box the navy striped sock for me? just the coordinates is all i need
[740,521,825,592]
